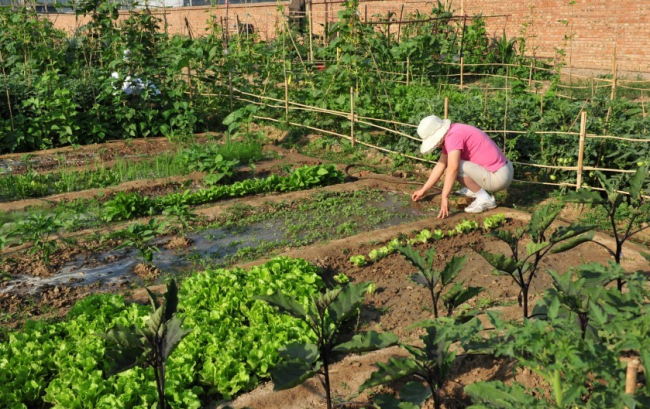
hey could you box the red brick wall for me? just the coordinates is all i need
[45,0,650,76]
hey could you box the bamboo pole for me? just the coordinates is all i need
[459,56,464,89]
[576,111,587,189]
[283,74,289,123]
[406,56,410,86]
[624,358,640,409]
[397,4,405,43]
[503,65,510,153]
[324,0,329,45]
[625,359,640,395]
[0,50,15,132]
[307,0,314,62]
[350,86,356,146]
[528,59,534,88]
[443,97,449,119]
[606,47,618,123]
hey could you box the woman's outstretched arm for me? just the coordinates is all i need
[412,154,448,201]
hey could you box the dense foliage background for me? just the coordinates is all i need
[0,0,648,186]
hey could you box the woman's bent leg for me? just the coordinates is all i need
[458,160,513,193]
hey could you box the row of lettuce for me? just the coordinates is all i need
[1,258,322,408]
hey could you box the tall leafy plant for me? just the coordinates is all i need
[397,245,481,318]
[104,280,190,409]
[361,319,482,409]
[259,282,397,409]
[478,202,594,318]
[565,166,649,290]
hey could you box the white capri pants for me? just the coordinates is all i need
[458,160,514,193]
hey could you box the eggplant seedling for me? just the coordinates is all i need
[397,245,478,319]
[564,166,649,290]
[259,282,397,409]
[11,213,66,265]
[360,318,482,409]
[116,218,167,267]
[478,202,594,318]
[103,280,190,409]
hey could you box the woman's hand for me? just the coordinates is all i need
[437,196,449,219]
[411,189,427,202]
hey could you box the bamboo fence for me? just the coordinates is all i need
[214,85,649,196]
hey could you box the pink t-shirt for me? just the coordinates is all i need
[441,123,507,172]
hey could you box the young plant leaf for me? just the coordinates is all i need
[332,331,398,354]
[440,255,467,286]
[257,292,307,319]
[478,251,517,274]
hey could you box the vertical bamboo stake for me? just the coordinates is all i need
[606,47,618,123]
[307,0,314,62]
[283,67,289,123]
[610,47,618,102]
[365,4,368,23]
[443,97,449,119]
[397,4,404,43]
[406,56,410,85]
[503,65,510,153]
[459,56,464,89]
[0,50,15,131]
[625,359,640,396]
[460,0,465,15]
[324,0,329,45]
[528,59,534,88]
[350,86,355,147]
[576,111,587,190]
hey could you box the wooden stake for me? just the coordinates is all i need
[528,59,534,88]
[324,0,329,45]
[606,46,618,123]
[625,359,640,396]
[350,86,355,147]
[460,56,464,89]
[503,65,510,154]
[365,4,368,23]
[307,0,314,62]
[576,111,587,190]
[397,4,405,43]
[443,97,449,119]
[460,0,465,16]
[283,70,290,123]
[406,56,410,86]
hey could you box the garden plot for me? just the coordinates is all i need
[221,210,649,409]
[0,161,432,324]
[0,137,179,175]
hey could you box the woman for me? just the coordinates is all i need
[411,115,513,218]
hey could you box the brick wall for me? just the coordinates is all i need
[45,0,650,76]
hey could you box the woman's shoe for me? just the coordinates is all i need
[455,187,477,198]
[464,195,497,213]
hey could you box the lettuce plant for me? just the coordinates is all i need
[349,255,368,267]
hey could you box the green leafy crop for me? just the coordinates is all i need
[0,257,324,407]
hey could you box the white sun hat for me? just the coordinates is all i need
[417,115,451,154]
